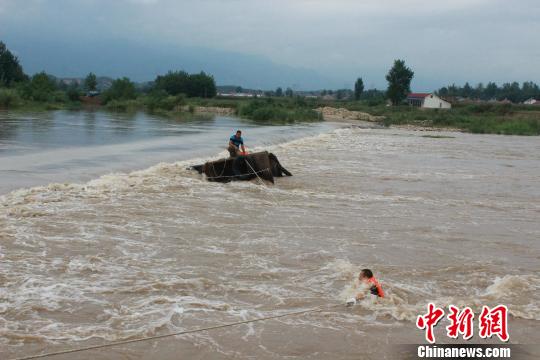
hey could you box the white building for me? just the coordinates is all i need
[407,93,452,109]
[523,98,540,105]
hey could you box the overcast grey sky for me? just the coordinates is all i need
[1,0,539,89]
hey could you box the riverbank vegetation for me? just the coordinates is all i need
[101,94,539,135]
[1,41,539,135]
[183,96,540,135]
[334,101,540,135]
[237,98,319,122]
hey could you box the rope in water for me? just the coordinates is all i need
[11,304,342,360]
[205,167,271,179]
[206,156,271,180]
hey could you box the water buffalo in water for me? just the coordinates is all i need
[191,151,292,183]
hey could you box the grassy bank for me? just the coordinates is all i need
[237,98,320,123]
[317,101,540,135]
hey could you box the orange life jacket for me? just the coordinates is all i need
[367,277,384,298]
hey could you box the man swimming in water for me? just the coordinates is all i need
[228,130,246,157]
[347,269,384,305]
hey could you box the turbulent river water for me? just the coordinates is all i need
[0,110,539,359]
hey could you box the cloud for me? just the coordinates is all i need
[125,0,160,4]
[1,0,539,89]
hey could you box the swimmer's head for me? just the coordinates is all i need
[359,269,374,281]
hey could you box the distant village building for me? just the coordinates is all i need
[61,78,83,86]
[321,94,336,101]
[407,93,452,109]
[486,98,512,104]
[523,98,540,105]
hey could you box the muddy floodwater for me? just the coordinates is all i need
[0,111,539,359]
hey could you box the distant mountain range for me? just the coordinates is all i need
[5,36,343,90]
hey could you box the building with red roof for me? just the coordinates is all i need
[407,93,452,109]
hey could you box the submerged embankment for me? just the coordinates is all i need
[0,110,336,194]
[1,114,539,359]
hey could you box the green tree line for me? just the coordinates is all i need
[152,71,217,98]
[437,81,540,103]
[0,40,218,109]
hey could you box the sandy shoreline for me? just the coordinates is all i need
[389,124,461,132]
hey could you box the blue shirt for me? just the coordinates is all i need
[230,135,244,148]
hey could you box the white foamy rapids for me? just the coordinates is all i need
[1,126,539,355]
